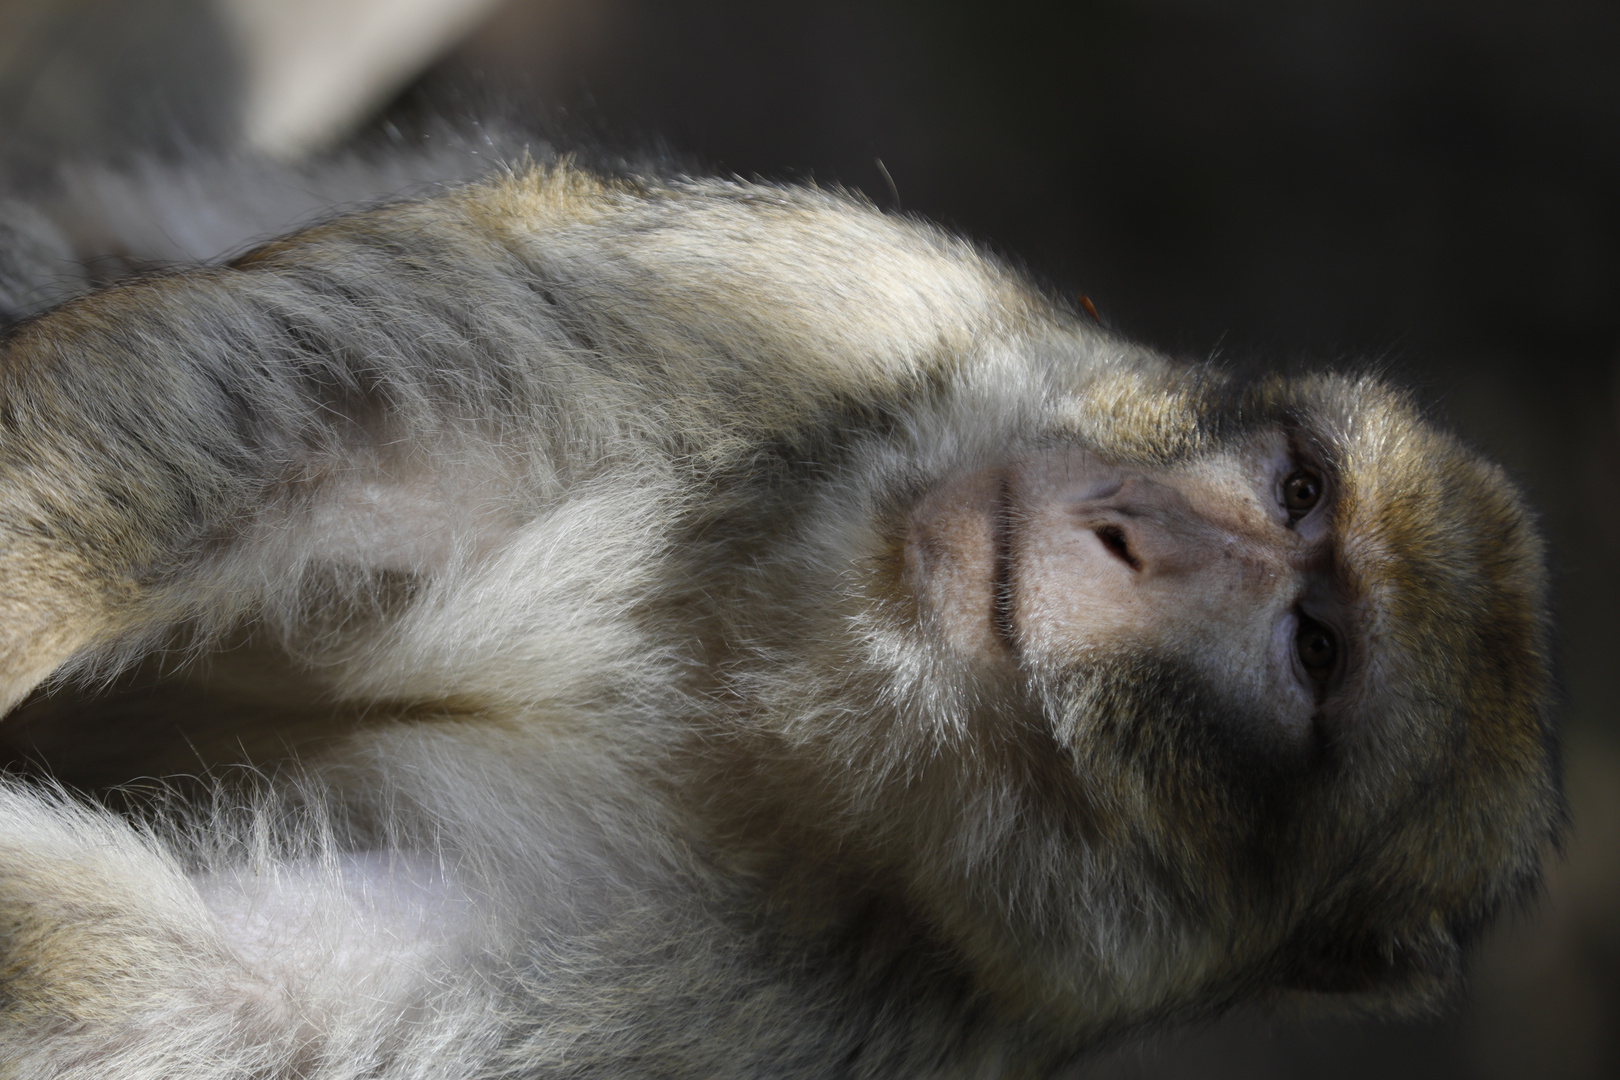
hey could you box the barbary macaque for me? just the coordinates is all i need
[0,156,1559,1078]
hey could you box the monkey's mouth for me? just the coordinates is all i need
[985,470,1139,651]
[904,463,1014,661]
[905,454,1131,663]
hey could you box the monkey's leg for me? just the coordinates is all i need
[0,778,507,1077]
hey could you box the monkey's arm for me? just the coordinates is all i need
[0,165,1052,711]
[0,172,612,708]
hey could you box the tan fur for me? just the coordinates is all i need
[0,161,1558,1078]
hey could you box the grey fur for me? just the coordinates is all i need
[0,153,1559,1078]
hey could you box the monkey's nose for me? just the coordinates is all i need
[1092,524,1141,570]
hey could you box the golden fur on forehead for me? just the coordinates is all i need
[1050,362,1552,786]
[1286,378,1546,687]
[1265,374,1554,849]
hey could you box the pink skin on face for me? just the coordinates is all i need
[905,438,1340,743]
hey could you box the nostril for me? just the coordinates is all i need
[1094,524,1141,570]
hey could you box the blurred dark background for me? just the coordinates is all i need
[1,0,1615,1076]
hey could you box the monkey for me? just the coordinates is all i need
[0,155,1560,1079]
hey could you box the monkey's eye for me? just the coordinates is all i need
[1281,470,1324,520]
[1295,616,1338,681]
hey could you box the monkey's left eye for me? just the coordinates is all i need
[1281,470,1323,520]
[1295,616,1338,681]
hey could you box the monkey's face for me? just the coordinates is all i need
[907,430,1338,755]
[898,427,1354,1002]
[759,369,1558,1025]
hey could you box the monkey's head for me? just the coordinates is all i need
[740,353,1559,1038]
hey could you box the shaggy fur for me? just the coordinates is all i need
[0,152,1560,1078]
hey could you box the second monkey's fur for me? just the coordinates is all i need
[0,154,1559,1078]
